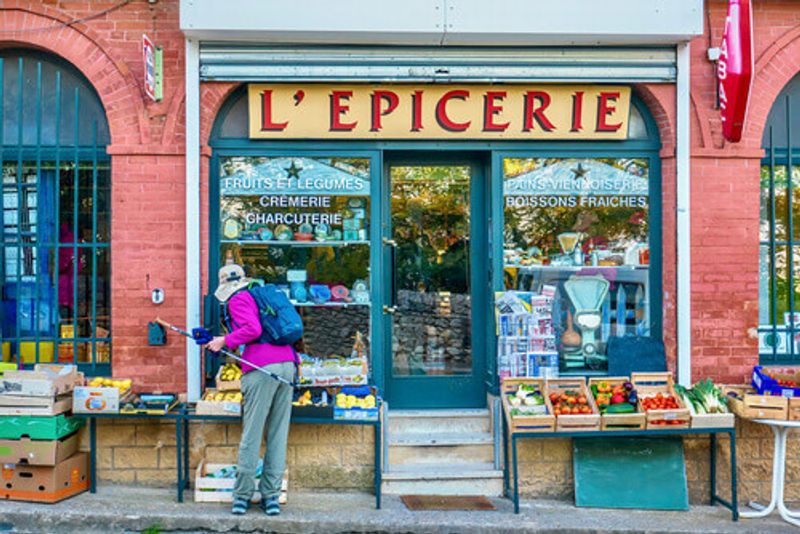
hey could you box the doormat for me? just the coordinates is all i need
[400,495,495,511]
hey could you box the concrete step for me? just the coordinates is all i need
[382,462,504,496]
[388,431,495,465]
[388,409,491,434]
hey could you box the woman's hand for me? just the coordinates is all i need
[206,336,227,353]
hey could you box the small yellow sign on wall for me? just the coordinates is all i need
[247,84,631,140]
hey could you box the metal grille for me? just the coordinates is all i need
[0,52,111,373]
[761,91,800,364]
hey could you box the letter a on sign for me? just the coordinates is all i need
[718,0,754,143]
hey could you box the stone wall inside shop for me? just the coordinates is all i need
[80,420,375,491]
[392,290,471,374]
[302,307,370,357]
[511,418,796,505]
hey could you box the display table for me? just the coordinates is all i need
[740,419,800,527]
[178,404,384,508]
[501,416,738,519]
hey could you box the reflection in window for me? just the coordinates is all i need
[501,158,650,376]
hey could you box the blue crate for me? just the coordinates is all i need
[752,365,800,397]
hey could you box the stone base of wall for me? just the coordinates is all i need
[80,420,375,491]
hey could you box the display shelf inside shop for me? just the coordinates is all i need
[220,239,369,247]
[504,264,649,273]
[290,300,370,308]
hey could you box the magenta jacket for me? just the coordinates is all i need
[224,290,297,373]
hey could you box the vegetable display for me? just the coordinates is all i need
[590,380,638,414]
[641,393,679,411]
[549,390,593,415]
[674,379,729,414]
[508,384,546,417]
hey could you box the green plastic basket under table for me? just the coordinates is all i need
[0,414,85,440]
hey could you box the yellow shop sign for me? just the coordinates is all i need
[247,84,631,140]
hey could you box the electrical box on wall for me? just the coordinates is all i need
[148,322,166,345]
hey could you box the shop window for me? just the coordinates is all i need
[0,51,111,372]
[501,157,651,376]
[759,73,800,364]
[217,155,372,383]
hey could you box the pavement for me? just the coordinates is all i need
[0,486,793,534]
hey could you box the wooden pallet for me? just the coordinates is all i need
[0,393,72,416]
[632,372,690,429]
[588,377,646,431]
[546,378,600,432]
[500,377,555,433]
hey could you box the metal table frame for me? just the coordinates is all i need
[178,404,383,508]
[501,417,738,520]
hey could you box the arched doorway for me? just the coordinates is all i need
[0,49,112,373]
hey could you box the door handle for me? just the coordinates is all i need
[382,305,397,315]
[383,238,397,247]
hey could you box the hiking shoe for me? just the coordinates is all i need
[261,495,280,516]
[231,498,249,515]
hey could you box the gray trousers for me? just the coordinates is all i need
[233,361,295,502]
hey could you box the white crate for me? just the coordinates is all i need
[194,460,287,504]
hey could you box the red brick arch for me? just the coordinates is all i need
[745,25,800,149]
[0,5,148,145]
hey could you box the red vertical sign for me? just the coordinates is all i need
[142,34,157,102]
[718,0,754,143]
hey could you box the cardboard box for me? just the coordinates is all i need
[0,414,84,440]
[72,386,130,414]
[0,364,83,397]
[0,432,80,466]
[196,389,241,416]
[215,367,242,392]
[0,394,72,416]
[0,451,89,503]
[194,460,287,504]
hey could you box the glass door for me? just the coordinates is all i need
[383,157,487,409]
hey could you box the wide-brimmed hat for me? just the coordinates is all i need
[214,264,251,302]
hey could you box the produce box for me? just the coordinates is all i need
[0,363,17,378]
[196,389,242,416]
[0,393,72,416]
[501,377,555,433]
[333,386,379,421]
[685,398,735,428]
[120,394,178,415]
[588,377,646,431]
[0,414,84,440]
[0,451,89,503]
[0,432,79,466]
[632,372,690,429]
[724,385,789,420]
[194,460,287,504]
[675,379,735,428]
[752,366,800,397]
[545,378,600,432]
[0,364,83,397]
[215,363,242,392]
[72,386,133,414]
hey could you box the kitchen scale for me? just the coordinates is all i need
[562,275,609,368]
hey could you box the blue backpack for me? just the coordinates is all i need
[226,284,303,346]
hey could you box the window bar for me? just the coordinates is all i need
[15,57,23,367]
[787,94,796,362]
[769,126,778,364]
[90,121,98,373]
[54,71,62,361]
[72,87,79,366]
[33,61,42,364]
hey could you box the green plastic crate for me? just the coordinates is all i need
[0,414,84,440]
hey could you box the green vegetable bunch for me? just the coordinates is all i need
[675,379,729,414]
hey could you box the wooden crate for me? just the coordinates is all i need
[790,398,800,421]
[588,377,646,431]
[194,460,287,504]
[631,372,691,429]
[0,393,72,416]
[724,385,788,420]
[500,377,555,433]
[684,398,735,428]
[546,378,600,432]
[215,366,242,392]
[196,389,241,416]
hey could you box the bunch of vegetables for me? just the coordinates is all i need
[508,384,546,416]
[641,393,680,411]
[549,390,593,415]
[590,380,638,414]
[674,379,729,414]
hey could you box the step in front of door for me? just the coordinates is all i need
[382,463,503,496]
[388,431,494,466]
[388,409,491,435]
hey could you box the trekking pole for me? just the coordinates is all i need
[155,318,296,388]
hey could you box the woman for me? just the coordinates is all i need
[206,263,296,516]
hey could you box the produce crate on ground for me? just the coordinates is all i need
[0,393,72,416]
[0,432,79,465]
[0,414,84,440]
[215,363,242,392]
[632,373,690,429]
[501,377,555,433]
[0,364,83,397]
[194,460,287,504]
[588,377,645,431]
[545,378,600,432]
[196,389,242,416]
[724,385,789,420]
[0,451,89,503]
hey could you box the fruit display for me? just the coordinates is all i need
[333,386,379,420]
[87,376,132,395]
[292,389,330,407]
[219,363,242,382]
[591,380,638,415]
[506,384,547,416]
[335,391,376,410]
[548,390,593,415]
[202,390,242,403]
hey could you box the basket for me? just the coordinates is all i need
[631,372,690,429]
[724,385,788,420]
[588,377,646,431]
[501,378,555,433]
[545,378,600,432]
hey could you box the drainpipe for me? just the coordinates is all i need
[185,37,201,402]
[676,41,691,387]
